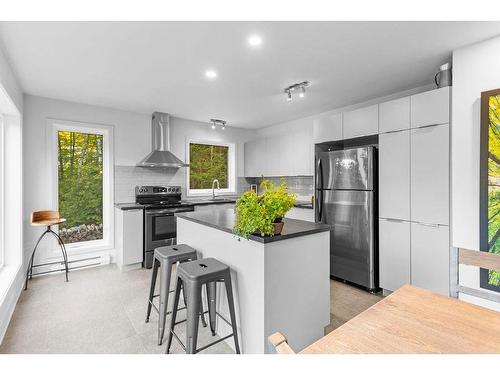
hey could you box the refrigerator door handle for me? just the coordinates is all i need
[316,157,324,222]
[316,156,323,189]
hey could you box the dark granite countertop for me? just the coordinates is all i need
[176,209,331,243]
[114,203,144,211]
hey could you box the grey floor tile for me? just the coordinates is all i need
[1,264,381,354]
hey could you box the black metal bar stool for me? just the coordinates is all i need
[166,257,241,354]
[146,244,207,345]
[24,210,69,290]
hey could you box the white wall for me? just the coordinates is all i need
[452,35,500,310]
[0,45,23,343]
[22,95,255,266]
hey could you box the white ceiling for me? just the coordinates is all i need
[1,21,500,129]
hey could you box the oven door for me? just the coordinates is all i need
[144,206,194,268]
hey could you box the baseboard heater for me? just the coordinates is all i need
[31,254,111,277]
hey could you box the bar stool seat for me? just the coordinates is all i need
[24,211,69,290]
[146,244,207,345]
[166,257,241,354]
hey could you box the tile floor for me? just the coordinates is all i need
[0,265,383,354]
[0,265,232,354]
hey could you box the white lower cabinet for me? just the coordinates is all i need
[410,222,450,296]
[379,219,411,292]
[115,208,143,271]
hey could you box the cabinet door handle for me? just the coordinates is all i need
[416,222,440,228]
[384,218,405,223]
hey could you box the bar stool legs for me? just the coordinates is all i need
[145,258,160,323]
[24,225,69,290]
[145,244,207,346]
[158,258,173,345]
[206,281,217,336]
[166,258,241,354]
[223,277,241,354]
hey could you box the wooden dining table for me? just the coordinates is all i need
[301,284,500,354]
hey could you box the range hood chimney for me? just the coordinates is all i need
[137,112,188,168]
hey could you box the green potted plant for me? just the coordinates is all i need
[233,179,296,238]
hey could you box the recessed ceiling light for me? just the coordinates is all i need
[205,70,217,79]
[248,35,262,47]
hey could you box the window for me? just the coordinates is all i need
[48,120,114,253]
[57,131,104,244]
[480,89,500,292]
[186,141,235,195]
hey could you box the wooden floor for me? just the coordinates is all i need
[326,279,383,334]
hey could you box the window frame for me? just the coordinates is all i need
[47,119,114,256]
[185,139,236,197]
[479,88,500,293]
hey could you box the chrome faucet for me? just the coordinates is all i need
[212,179,220,200]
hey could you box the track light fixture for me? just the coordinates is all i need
[210,118,227,130]
[284,81,310,102]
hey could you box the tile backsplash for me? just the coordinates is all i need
[114,165,251,203]
[245,176,314,201]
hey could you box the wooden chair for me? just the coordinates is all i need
[25,210,69,290]
[269,249,500,354]
[268,332,296,354]
[455,248,500,301]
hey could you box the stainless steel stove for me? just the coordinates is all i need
[135,185,194,268]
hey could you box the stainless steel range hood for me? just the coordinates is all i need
[137,112,188,168]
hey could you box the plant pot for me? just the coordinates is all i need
[253,220,285,236]
[272,221,284,235]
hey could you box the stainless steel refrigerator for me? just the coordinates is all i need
[315,146,377,291]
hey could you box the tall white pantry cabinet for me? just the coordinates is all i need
[378,87,450,296]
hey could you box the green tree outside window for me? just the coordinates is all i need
[58,131,103,243]
[189,143,229,189]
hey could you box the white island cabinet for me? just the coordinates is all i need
[176,209,331,354]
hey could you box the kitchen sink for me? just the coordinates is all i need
[201,197,236,203]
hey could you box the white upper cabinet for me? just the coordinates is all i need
[313,113,342,143]
[244,139,258,177]
[410,222,450,296]
[244,128,314,177]
[293,126,314,175]
[343,104,379,139]
[379,97,410,133]
[410,124,449,225]
[379,130,410,221]
[265,136,283,177]
[410,87,450,128]
[244,138,266,177]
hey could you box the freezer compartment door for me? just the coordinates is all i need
[321,190,376,289]
[317,147,374,190]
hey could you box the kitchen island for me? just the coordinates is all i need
[176,209,331,354]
